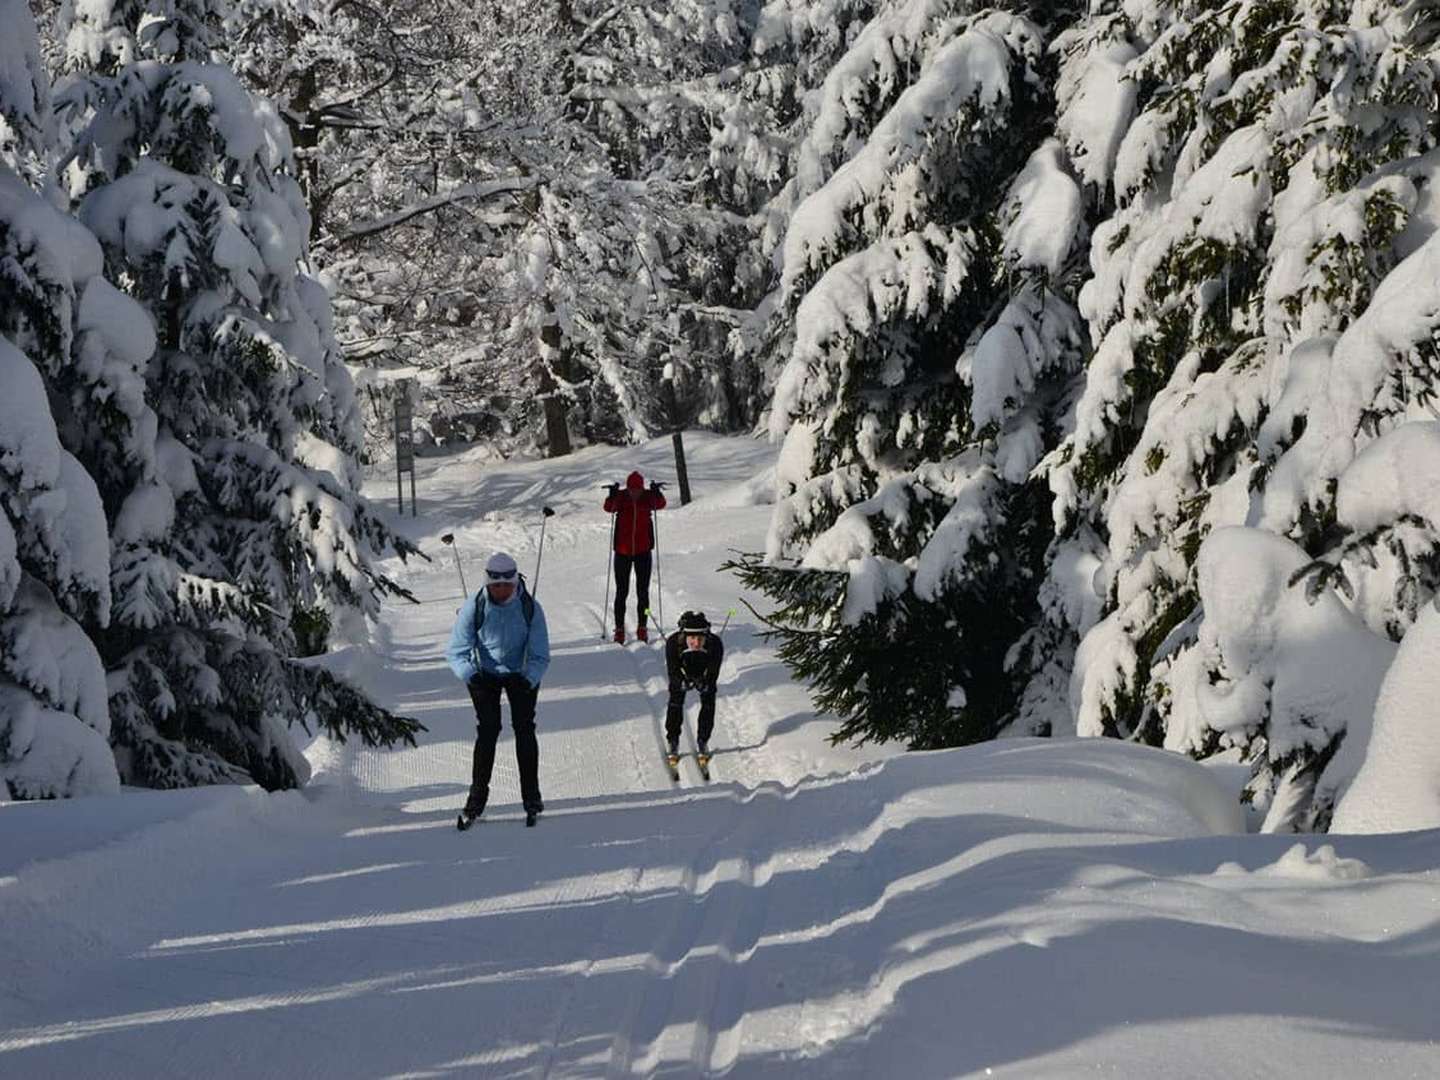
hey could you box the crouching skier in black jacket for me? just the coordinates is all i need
[664,611,724,773]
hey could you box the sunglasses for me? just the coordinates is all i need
[486,571,517,582]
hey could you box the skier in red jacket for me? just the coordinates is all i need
[603,470,667,643]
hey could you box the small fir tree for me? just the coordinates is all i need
[53,0,421,789]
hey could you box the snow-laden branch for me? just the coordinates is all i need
[569,61,749,114]
[329,177,536,244]
[574,1,633,53]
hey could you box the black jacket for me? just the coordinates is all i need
[666,630,723,692]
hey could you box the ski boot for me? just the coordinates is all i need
[635,626,648,643]
[613,627,626,645]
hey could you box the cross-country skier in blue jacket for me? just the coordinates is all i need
[446,551,550,825]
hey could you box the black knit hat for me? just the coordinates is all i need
[678,610,710,632]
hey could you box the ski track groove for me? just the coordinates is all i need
[527,860,646,1080]
[604,784,786,1076]
[684,785,785,1074]
[528,593,659,802]
[602,794,747,1077]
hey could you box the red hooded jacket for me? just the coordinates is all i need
[604,471,667,555]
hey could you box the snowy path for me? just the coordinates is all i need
[4,435,1440,1077]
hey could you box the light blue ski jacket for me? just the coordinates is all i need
[446,586,550,688]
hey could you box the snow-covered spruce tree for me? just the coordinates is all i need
[733,5,1090,749]
[53,0,422,789]
[710,0,889,417]
[0,0,121,797]
[1044,0,1440,828]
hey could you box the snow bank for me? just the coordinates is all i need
[703,464,777,509]
[939,737,1247,837]
[1215,842,1371,882]
[1332,600,1440,834]
[1166,527,1395,830]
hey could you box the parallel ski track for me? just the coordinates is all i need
[603,784,785,1075]
[526,859,648,1080]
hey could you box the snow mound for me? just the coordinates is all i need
[1216,843,1371,883]
[1331,600,1440,835]
[703,464,777,508]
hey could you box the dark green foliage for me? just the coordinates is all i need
[109,629,424,791]
[727,475,1053,748]
[291,606,330,657]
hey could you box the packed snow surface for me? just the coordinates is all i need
[3,434,1438,1077]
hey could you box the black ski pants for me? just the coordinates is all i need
[466,672,541,813]
[613,552,653,631]
[666,683,716,746]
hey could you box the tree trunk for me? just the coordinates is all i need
[539,305,572,457]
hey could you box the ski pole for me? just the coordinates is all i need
[440,533,468,596]
[651,503,664,632]
[601,486,617,640]
[532,506,555,598]
[719,608,735,634]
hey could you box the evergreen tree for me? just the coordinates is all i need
[1044,0,1440,829]
[53,0,422,789]
[733,3,1087,749]
[0,0,121,797]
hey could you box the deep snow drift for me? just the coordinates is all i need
[2,434,1438,1077]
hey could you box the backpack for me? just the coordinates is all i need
[473,572,535,630]
[470,573,539,672]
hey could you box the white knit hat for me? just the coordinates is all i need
[484,551,518,580]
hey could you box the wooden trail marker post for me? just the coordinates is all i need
[394,379,417,516]
[672,431,692,506]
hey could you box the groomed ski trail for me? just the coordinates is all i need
[0,434,907,1078]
